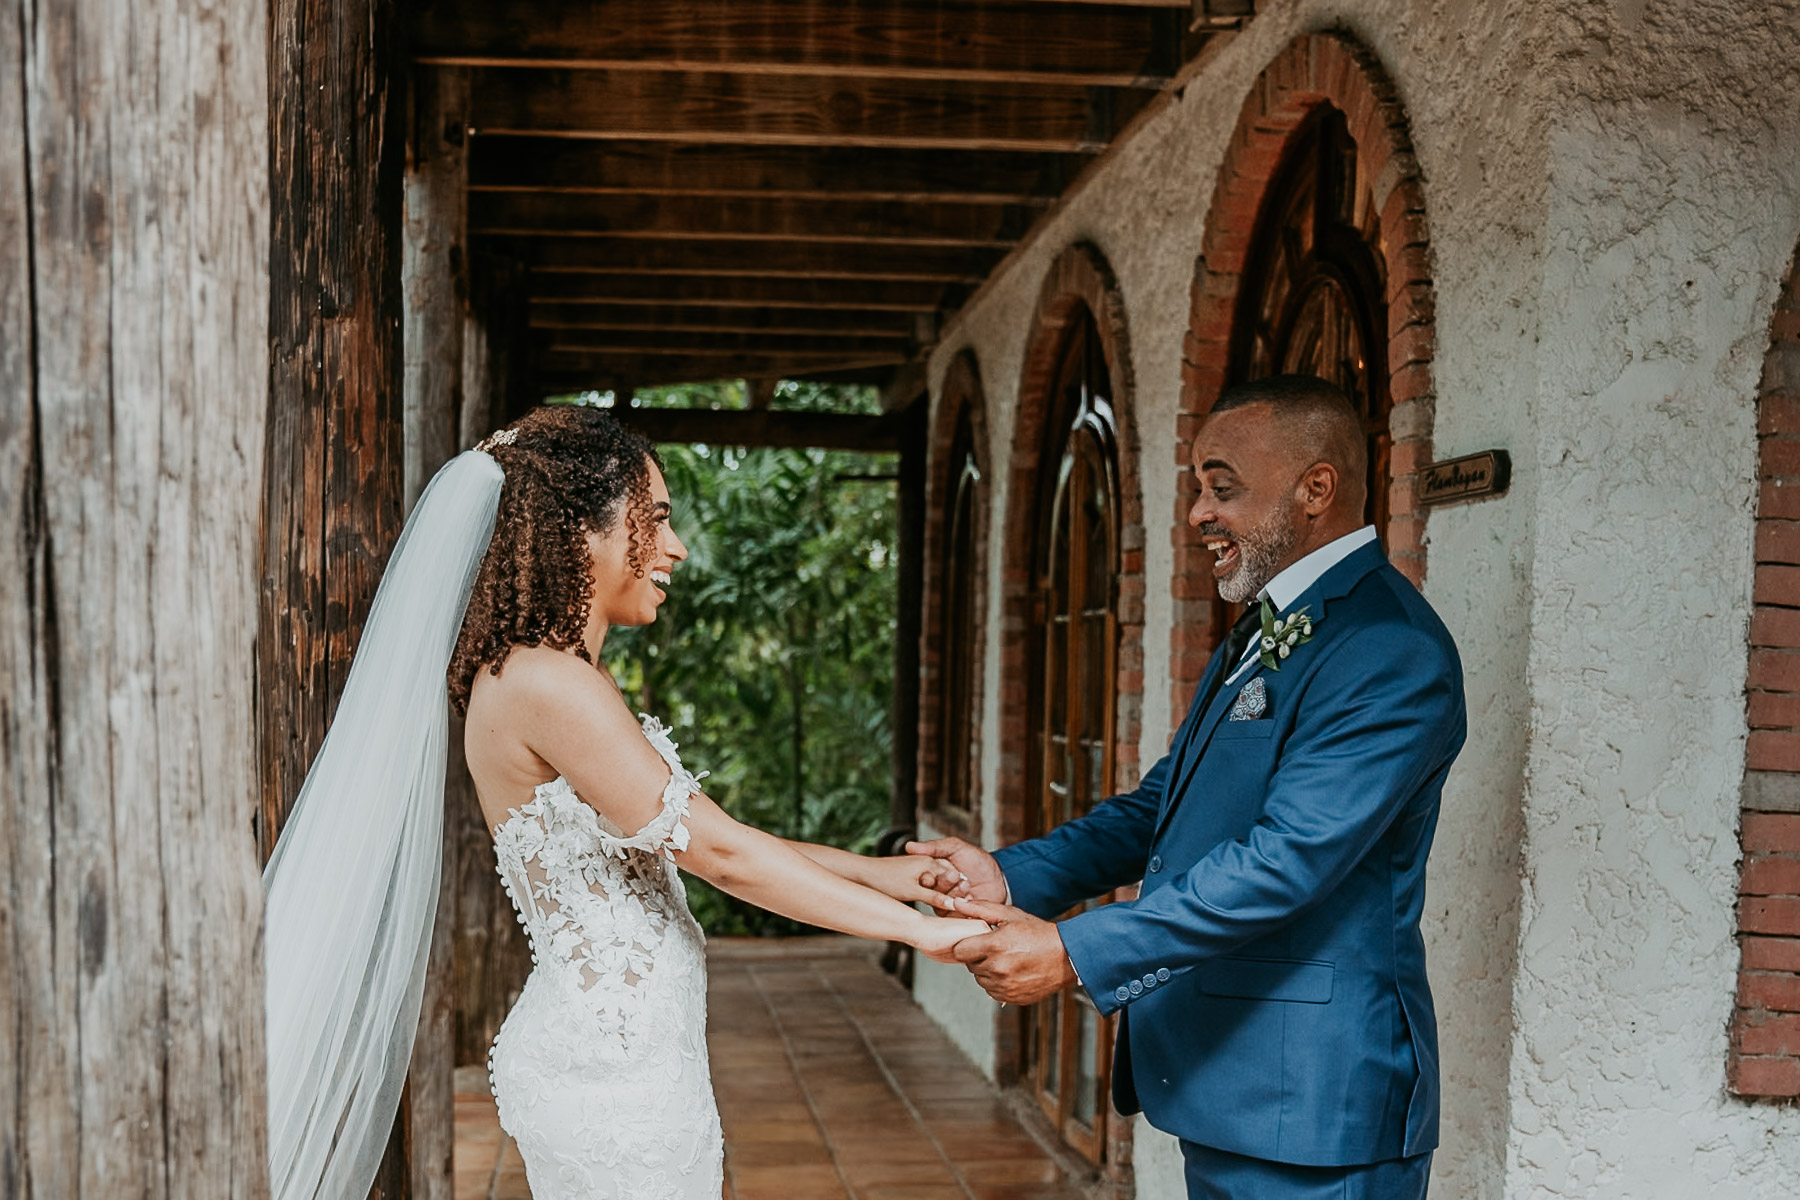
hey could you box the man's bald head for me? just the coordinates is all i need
[1211,375,1368,515]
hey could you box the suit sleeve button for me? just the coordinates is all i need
[1148,855,1163,873]
[1142,973,1157,988]
[1156,967,1171,982]
[1115,985,1132,1003]
[1128,980,1144,996]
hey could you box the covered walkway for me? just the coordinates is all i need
[454,939,1086,1200]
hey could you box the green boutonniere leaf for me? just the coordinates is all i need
[1257,599,1317,671]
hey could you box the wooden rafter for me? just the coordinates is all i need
[416,0,1186,88]
[467,138,1081,205]
[468,193,1028,247]
[494,237,995,283]
[535,328,914,357]
[614,406,908,451]
[529,302,919,339]
[529,273,950,312]
[465,68,1149,152]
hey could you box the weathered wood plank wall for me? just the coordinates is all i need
[1,0,271,1195]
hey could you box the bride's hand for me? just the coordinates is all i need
[859,852,964,912]
[910,915,992,964]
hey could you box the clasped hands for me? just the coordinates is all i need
[895,836,1076,1006]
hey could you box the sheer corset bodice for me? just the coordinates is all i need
[487,716,722,1199]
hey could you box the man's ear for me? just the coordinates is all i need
[1297,462,1338,516]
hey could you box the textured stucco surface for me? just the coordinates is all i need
[912,1,1800,1196]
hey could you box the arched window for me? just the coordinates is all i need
[1230,105,1393,533]
[934,405,981,815]
[1025,305,1119,1163]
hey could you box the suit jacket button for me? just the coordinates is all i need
[1148,855,1163,873]
[1128,980,1144,996]
[1115,985,1131,1003]
[1142,973,1157,988]
[1156,967,1171,982]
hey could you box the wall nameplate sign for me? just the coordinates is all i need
[1417,450,1512,507]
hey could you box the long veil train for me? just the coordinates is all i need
[262,450,503,1200]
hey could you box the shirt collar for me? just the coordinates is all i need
[1260,525,1379,612]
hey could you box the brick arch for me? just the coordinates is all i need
[994,241,1146,852]
[1729,247,1800,1100]
[917,349,992,837]
[1172,30,1438,709]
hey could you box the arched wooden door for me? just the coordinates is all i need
[1023,305,1120,1164]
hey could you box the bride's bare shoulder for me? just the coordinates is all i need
[467,645,633,733]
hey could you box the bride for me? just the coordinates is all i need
[262,404,987,1200]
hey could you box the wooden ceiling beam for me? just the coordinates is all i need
[416,0,1183,89]
[465,68,1150,152]
[529,302,918,339]
[466,138,1083,205]
[535,329,914,357]
[538,350,912,388]
[491,236,996,283]
[529,273,949,312]
[468,193,1027,248]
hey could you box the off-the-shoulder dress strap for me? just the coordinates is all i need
[586,715,708,858]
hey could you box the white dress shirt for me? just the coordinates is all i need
[1223,525,1378,687]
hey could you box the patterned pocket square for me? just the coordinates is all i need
[1228,676,1268,721]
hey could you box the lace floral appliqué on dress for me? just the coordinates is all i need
[488,716,723,1199]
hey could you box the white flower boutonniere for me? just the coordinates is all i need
[1257,598,1317,671]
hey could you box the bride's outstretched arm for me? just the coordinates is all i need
[783,840,964,908]
[681,804,987,958]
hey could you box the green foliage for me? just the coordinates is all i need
[596,381,897,935]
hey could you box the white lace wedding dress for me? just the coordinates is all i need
[487,716,724,1199]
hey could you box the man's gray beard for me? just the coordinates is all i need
[1216,509,1299,604]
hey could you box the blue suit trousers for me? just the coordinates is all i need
[1182,1141,1432,1200]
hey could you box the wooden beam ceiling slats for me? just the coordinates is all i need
[467,193,1028,248]
[464,68,1151,153]
[495,237,995,283]
[415,0,1179,89]
[529,274,950,312]
[466,138,1082,206]
[538,350,913,385]
[536,329,915,358]
[529,303,919,339]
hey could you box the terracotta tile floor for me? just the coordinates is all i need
[454,937,1088,1200]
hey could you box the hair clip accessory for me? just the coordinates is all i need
[477,428,519,452]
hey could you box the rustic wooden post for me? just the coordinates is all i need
[262,0,409,1194]
[401,63,470,1200]
[892,395,929,836]
[1,0,271,1194]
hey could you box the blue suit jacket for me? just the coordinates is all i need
[994,542,1465,1168]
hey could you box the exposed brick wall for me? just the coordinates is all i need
[916,350,989,840]
[1172,31,1438,714]
[1730,253,1800,1099]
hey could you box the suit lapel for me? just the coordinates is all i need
[1153,541,1390,843]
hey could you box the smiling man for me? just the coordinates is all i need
[912,375,1467,1200]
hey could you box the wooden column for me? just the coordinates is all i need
[451,251,535,1069]
[1,0,271,1195]
[400,65,470,1200]
[262,0,409,1195]
[891,397,929,835]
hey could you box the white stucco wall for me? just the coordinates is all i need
[911,2,1800,1196]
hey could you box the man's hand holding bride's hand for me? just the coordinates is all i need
[939,898,1075,1006]
[903,836,1008,903]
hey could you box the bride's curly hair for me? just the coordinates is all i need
[449,405,661,715]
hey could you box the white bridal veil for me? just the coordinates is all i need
[263,449,504,1200]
